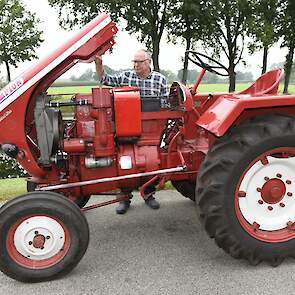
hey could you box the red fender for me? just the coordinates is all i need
[196,94,295,137]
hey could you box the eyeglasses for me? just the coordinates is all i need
[132,59,148,64]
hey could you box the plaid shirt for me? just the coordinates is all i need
[101,70,169,100]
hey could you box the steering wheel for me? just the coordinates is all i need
[186,51,230,76]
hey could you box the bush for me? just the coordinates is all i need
[0,154,27,179]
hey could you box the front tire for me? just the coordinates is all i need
[197,115,295,266]
[0,192,89,282]
[27,181,90,208]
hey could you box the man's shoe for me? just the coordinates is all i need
[116,200,131,214]
[145,196,160,209]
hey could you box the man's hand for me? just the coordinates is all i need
[94,54,104,79]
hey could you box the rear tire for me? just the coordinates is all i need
[197,115,295,266]
[0,191,89,282]
[172,180,196,201]
[75,195,91,208]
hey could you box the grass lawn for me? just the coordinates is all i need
[0,178,174,202]
[0,178,26,202]
[48,83,295,96]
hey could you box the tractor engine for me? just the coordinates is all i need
[32,86,192,200]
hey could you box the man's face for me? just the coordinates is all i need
[133,51,151,77]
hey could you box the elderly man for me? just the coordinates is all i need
[95,49,169,214]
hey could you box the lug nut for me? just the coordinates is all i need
[46,236,50,240]
[268,206,273,211]
[280,203,285,207]
[261,157,269,165]
[28,241,32,245]
[34,231,38,235]
[252,222,260,232]
[257,188,262,192]
[258,200,263,204]
[287,192,293,197]
[238,191,246,197]
[264,177,270,181]
[286,180,292,185]
[276,173,282,178]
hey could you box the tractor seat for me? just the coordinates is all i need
[236,68,284,96]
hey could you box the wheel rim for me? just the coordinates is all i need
[235,148,295,242]
[6,214,70,269]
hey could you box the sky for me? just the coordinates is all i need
[2,0,289,81]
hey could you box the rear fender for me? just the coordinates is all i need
[196,94,295,137]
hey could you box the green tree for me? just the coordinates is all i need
[247,0,280,74]
[0,0,43,82]
[167,0,202,83]
[48,0,177,72]
[79,68,96,81]
[177,69,199,84]
[200,0,253,92]
[161,69,177,84]
[278,0,295,93]
[235,70,253,82]
[0,75,6,88]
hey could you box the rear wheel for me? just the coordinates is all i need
[75,195,91,208]
[0,191,89,282]
[197,115,295,266]
[172,180,196,201]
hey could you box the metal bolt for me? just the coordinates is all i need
[268,206,273,211]
[28,241,32,245]
[34,231,38,235]
[238,191,246,197]
[252,222,260,232]
[46,236,50,240]
[287,221,295,231]
[286,180,292,185]
[280,203,285,207]
[261,157,269,165]
[264,177,270,181]
[276,173,282,178]
[257,188,262,192]
[287,192,293,197]
[258,200,263,205]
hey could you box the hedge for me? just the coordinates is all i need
[0,154,27,179]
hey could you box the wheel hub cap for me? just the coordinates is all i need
[13,216,65,260]
[32,234,46,249]
[261,178,286,204]
[238,155,295,231]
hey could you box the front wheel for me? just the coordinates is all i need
[27,181,90,208]
[197,115,295,266]
[0,192,89,282]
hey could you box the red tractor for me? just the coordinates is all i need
[0,13,291,282]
